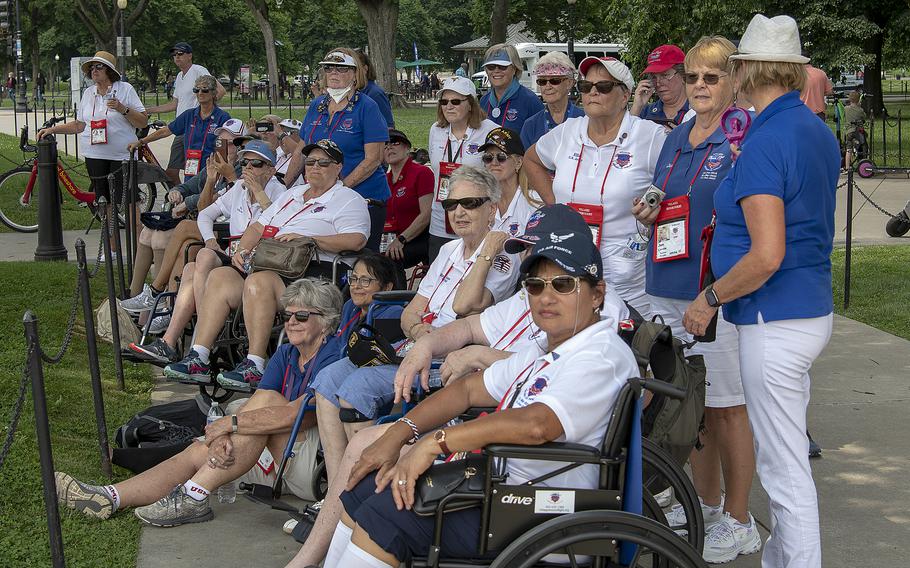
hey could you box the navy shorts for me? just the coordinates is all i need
[340,472,497,562]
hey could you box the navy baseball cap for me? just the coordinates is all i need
[170,42,192,54]
[506,204,603,280]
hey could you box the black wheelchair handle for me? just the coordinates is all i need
[634,377,686,400]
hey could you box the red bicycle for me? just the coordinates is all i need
[0,116,170,232]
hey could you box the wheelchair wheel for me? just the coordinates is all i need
[489,510,706,568]
[643,440,704,553]
[311,458,328,500]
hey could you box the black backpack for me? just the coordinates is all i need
[114,396,209,449]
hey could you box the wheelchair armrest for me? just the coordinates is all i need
[459,407,496,421]
[485,441,603,464]
[184,240,206,265]
[372,290,418,303]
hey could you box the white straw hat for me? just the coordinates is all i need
[730,14,810,64]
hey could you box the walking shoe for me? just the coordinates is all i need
[129,338,179,364]
[134,485,213,527]
[55,471,114,520]
[120,284,157,313]
[665,495,725,528]
[217,359,263,392]
[163,350,211,384]
[147,314,171,335]
[702,512,762,564]
[808,430,822,458]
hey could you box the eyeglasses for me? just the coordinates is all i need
[438,98,466,107]
[239,158,268,168]
[192,88,211,94]
[347,273,379,288]
[280,310,323,323]
[90,64,107,71]
[523,275,581,296]
[650,70,679,83]
[172,51,186,57]
[481,152,509,164]
[536,78,567,86]
[484,64,510,72]
[441,196,490,212]
[682,72,728,85]
[323,65,353,74]
[578,80,625,95]
[305,158,336,167]
[384,141,402,147]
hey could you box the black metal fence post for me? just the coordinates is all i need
[844,167,854,310]
[899,109,903,167]
[882,114,887,165]
[107,174,127,299]
[75,239,113,478]
[34,136,68,261]
[23,312,67,568]
[98,197,126,391]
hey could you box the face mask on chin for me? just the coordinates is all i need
[327,86,351,104]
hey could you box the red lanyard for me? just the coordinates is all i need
[188,113,212,153]
[280,345,321,399]
[307,108,347,144]
[336,312,362,337]
[423,260,471,315]
[266,196,315,227]
[491,308,532,350]
[495,360,550,411]
[444,136,466,163]
[660,144,715,195]
[91,89,112,120]
[570,145,619,205]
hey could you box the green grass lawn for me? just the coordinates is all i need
[832,245,910,341]
[0,261,154,567]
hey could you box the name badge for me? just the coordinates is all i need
[567,202,603,246]
[90,119,108,145]
[653,195,690,262]
[261,225,279,239]
[185,149,202,176]
[436,161,460,202]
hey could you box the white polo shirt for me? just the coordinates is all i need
[493,188,539,237]
[416,235,518,328]
[535,113,665,311]
[427,119,498,238]
[479,286,631,352]
[483,318,637,488]
[76,81,145,161]
[174,64,211,117]
[257,181,370,262]
[197,176,287,243]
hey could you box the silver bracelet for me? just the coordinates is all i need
[396,417,420,445]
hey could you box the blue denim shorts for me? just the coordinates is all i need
[310,358,402,418]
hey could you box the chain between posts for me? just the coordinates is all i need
[0,343,34,471]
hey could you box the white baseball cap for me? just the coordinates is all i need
[578,57,635,92]
[439,76,477,98]
[318,51,358,67]
[214,118,246,137]
[279,118,301,131]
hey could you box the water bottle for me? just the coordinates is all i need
[205,402,237,503]
[206,401,223,425]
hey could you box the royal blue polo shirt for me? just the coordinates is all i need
[520,101,585,148]
[646,120,733,300]
[259,341,342,401]
[711,90,840,325]
[479,84,544,133]
[639,99,690,125]
[168,105,231,175]
[362,80,394,128]
[301,91,391,201]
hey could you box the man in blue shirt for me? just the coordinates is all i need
[455,63,468,78]
[631,45,690,125]
[478,45,544,133]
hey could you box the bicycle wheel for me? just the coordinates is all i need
[643,439,704,553]
[0,166,39,232]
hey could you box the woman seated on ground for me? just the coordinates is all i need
[128,141,287,363]
[322,214,638,567]
[56,279,343,527]
[162,139,369,389]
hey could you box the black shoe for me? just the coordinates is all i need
[807,431,822,458]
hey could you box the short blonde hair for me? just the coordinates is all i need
[686,36,736,72]
[732,59,806,95]
[316,47,367,92]
[484,43,523,75]
[435,94,486,129]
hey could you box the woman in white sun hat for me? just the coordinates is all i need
[682,14,839,568]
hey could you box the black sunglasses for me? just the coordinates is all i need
[484,64,510,72]
[192,88,211,94]
[523,275,581,296]
[323,64,353,73]
[279,310,324,323]
[239,158,268,168]
[536,78,567,86]
[172,51,186,57]
[682,72,728,85]
[577,80,625,95]
[305,158,336,167]
[89,63,108,71]
[482,152,509,164]
[441,196,490,212]
[438,98,466,107]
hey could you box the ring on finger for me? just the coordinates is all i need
[398,479,407,486]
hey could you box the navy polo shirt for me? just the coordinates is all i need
[362,80,394,127]
[520,101,585,148]
[301,92,391,201]
[479,84,544,133]
[712,91,840,325]
[168,105,231,175]
[646,120,733,300]
[259,342,341,401]
[639,99,690,124]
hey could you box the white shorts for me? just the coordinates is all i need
[647,294,745,408]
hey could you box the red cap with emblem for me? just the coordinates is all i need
[641,45,685,75]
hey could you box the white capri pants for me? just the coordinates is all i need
[647,295,745,407]
[737,313,832,568]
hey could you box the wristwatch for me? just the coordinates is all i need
[397,234,407,244]
[231,414,238,433]
[122,107,130,116]
[434,429,451,455]
[705,285,723,308]
[478,254,493,263]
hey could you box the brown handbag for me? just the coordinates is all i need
[250,237,318,281]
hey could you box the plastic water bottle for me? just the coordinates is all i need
[206,402,237,503]
[206,401,224,425]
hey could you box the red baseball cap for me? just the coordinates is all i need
[642,45,685,75]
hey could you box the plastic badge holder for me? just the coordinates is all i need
[721,106,751,146]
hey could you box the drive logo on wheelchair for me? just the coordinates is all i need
[500,493,534,506]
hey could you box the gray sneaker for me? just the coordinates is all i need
[147,314,171,335]
[55,471,115,520]
[134,485,213,527]
[128,338,179,364]
[120,284,157,313]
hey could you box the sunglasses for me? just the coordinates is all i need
[347,273,379,288]
[536,77,567,86]
[279,310,324,323]
[577,80,625,95]
[438,98,466,107]
[484,64,510,72]
[482,152,509,164]
[523,275,581,296]
[682,72,728,85]
[384,141,403,147]
[305,158,336,167]
[323,65,353,74]
[192,88,211,94]
[172,51,186,57]
[90,64,107,71]
[239,158,268,168]
[441,196,490,212]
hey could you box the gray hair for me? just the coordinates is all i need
[280,278,343,335]
[194,74,218,92]
[448,165,501,203]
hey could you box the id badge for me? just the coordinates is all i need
[90,119,108,145]
[261,225,279,239]
[227,237,241,257]
[256,448,275,475]
[436,161,460,202]
[568,202,604,246]
[185,149,202,176]
[653,195,690,262]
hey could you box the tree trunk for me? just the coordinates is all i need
[862,31,885,118]
[244,0,280,103]
[356,0,399,94]
[142,62,159,92]
[490,0,508,45]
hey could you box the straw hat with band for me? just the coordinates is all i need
[81,51,120,81]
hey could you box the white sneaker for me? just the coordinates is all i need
[147,314,171,335]
[120,284,157,313]
[665,495,724,528]
[654,486,673,508]
[702,512,762,564]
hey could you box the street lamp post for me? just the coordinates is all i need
[13,0,27,111]
[54,54,59,95]
[117,0,127,76]
[566,0,577,67]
